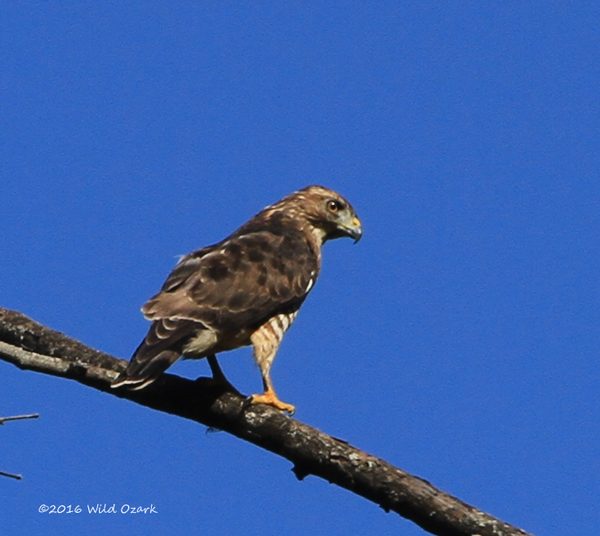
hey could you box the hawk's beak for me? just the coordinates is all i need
[341,215,363,243]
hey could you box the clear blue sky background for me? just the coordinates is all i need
[2,3,598,535]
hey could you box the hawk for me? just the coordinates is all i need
[111,185,362,413]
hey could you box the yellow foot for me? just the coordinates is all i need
[249,390,296,414]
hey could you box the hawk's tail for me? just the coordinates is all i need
[110,344,181,391]
[112,317,204,390]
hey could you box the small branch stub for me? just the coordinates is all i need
[1,412,39,480]
[0,413,40,425]
[0,470,23,480]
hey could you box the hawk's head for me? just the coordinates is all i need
[272,185,362,244]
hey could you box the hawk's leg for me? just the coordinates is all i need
[206,354,237,393]
[248,326,295,414]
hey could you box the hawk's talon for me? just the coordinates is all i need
[248,391,296,415]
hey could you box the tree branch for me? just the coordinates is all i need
[0,307,530,536]
[0,412,40,478]
[0,470,22,480]
[0,413,39,425]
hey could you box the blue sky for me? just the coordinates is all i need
[2,3,598,535]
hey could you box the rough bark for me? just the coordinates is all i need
[0,307,531,536]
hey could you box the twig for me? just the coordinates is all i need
[0,413,39,425]
[0,413,38,479]
[0,470,23,480]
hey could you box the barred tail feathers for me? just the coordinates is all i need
[110,344,181,390]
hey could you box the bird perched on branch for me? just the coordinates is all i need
[111,185,362,413]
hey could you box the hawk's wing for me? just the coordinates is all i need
[146,230,317,329]
[111,230,317,388]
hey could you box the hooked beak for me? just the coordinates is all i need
[340,215,363,243]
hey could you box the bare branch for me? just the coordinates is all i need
[0,413,39,425]
[0,307,530,536]
[0,411,39,478]
[0,470,22,480]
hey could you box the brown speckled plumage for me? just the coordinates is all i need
[111,185,362,412]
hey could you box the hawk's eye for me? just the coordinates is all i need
[327,199,343,213]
